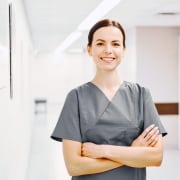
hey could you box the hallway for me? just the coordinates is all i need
[0,1,180,180]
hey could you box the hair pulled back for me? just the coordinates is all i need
[87,19,126,48]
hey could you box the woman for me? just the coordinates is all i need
[51,19,167,180]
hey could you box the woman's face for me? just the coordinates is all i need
[87,26,125,72]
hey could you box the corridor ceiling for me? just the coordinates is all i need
[1,0,180,53]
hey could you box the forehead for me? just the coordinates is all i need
[93,26,123,41]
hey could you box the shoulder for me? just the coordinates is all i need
[123,81,154,106]
[66,82,91,98]
[62,83,90,108]
[76,82,91,91]
[74,82,93,96]
[123,81,150,95]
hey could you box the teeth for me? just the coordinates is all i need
[102,57,114,60]
[101,57,114,62]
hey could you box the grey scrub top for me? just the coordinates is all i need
[51,81,167,180]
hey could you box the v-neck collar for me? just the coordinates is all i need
[88,81,125,102]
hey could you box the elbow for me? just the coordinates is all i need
[153,151,163,167]
[66,164,79,176]
[67,170,77,177]
[154,158,162,166]
[66,167,74,176]
[155,155,163,166]
[65,161,84,176]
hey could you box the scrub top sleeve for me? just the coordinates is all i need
[51,89,82,142]
[143,88,167,137]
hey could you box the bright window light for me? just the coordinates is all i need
[78,0,122,31]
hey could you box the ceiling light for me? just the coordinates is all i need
[54,31,82,53]
[78,0,122,31]
[55,0,122,53]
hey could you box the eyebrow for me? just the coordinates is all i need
[95,39,105,42]
[95,39,121,42]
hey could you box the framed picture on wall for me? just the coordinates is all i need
[9,2,13,99]
[0,0,9,99]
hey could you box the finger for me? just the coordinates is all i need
[144,127,159,142]
[149,135,160,147]
[145,129,159,145]
[81,144,88,156]
[141,124,155,138]
[144,126,158,139]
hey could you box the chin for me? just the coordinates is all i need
[101,67,118,72]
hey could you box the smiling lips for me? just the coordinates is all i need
[100,57,115,63]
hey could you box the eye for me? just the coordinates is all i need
[96,42,104,46]
[113,42,121,47]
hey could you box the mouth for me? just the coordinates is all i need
[100,57,115,63]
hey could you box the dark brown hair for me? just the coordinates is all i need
[87,19,126,48]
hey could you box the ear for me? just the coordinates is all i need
[87,45,92,56]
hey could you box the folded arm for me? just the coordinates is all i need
[82,125,163,168]
[62,124,161,176]
[62,139,122,176]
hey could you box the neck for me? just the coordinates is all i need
[92,69,122,88]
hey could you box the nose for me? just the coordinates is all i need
[104,44,112,54]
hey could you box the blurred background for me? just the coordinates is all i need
[0,0,180,179]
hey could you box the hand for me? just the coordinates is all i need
[82,142,103,159]
[131,124,159,147]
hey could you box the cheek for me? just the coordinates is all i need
[91,49,101,58]
[117,49,125,57]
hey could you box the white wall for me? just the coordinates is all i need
[0,0,34,180]
[136,27,179,101]
[32,51,94,103]
[136,27,180,149]
[119,27,137,82]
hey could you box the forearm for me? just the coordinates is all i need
[69,156,123,176]
[102,145,162,167]
[82,126,163,168]
[63,139,123,176]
